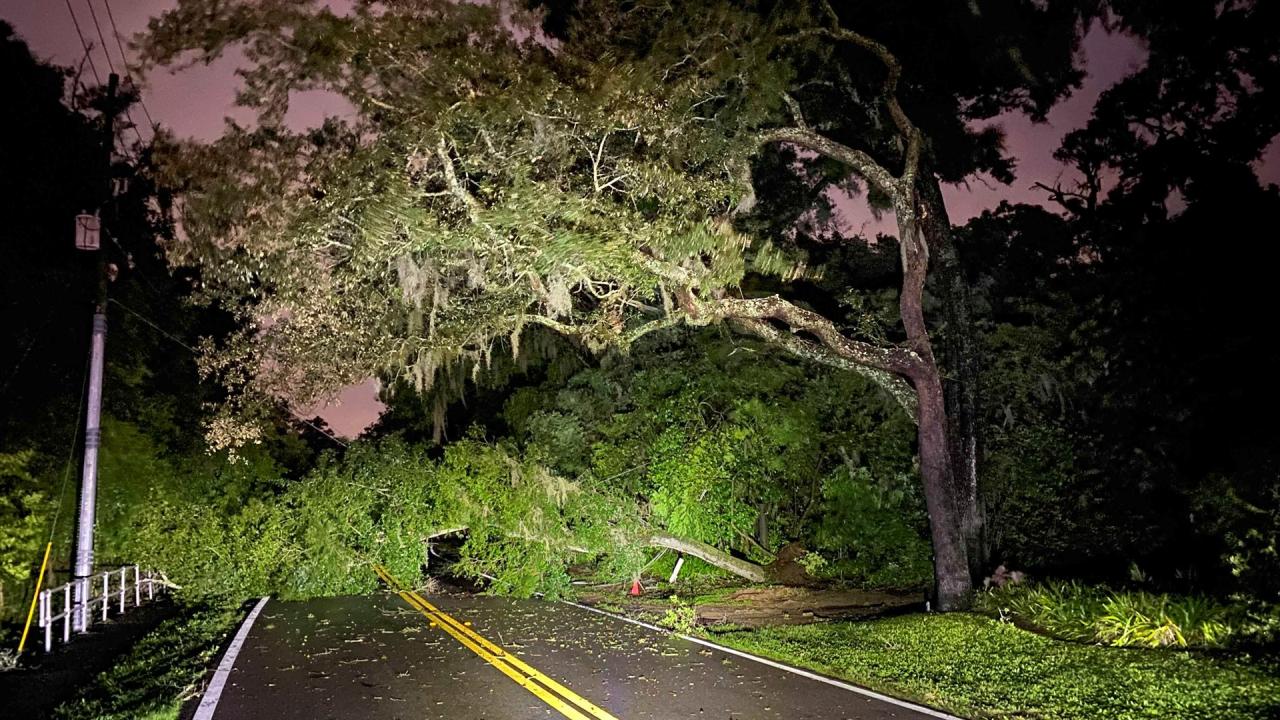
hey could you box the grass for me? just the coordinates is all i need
[51,604,243,720]
[975,580,1246,648]
[714,612,1280,720]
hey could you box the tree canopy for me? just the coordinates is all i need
[141,0,1094,429]
[141,0,1104,609]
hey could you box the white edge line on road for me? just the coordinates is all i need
[193,596,271,720]
[562,599,963,720]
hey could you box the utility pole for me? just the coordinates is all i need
[72,72,119,632]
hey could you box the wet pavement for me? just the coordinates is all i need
[204,592,944,720]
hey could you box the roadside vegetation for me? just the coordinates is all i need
[714,613,1280,720]
[974,580,1274,650]
[591,564,1280,719]
[50,605,243,720]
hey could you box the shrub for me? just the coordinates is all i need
[0,451,53,625]
[659,595,698,634]
[797,550,830,578]
[977,580,1244,648]
[812,466,933,589]
[52,605,242,720]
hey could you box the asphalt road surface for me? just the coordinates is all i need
[197,585,949,720]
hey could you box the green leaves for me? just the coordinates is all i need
[0,451,51,622]
[494,330,924,580]
[718,613,1280,720]
[976,580,1248,649]
[647,424,756,549]
[813,465,932,588]
[140,0,829,439]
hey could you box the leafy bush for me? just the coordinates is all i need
[124,441,444,602]
[0,451,52,625]
[504,333,926,585]
[646,425,757,551]
[976,580,1244,648]
[1191,471,1280,645]
[123,438,649,602]
[813,466,933,588]
[658,595,698,634]
[796,550,829,577]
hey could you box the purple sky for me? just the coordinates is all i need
[6,1,1278,436]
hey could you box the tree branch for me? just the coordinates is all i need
[780,91,809,130]
[731,317,917,417]
[779,1,924,194]
[649,531,770,583]
[522,314,588,339]
[713,295,920,375]
[759,126,902,203]
[622,313,684,345]
[435,136,485,222]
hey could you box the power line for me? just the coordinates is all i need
[101,0,156,130]
[82,0,116,75]
[64,0,140,162]
[63,0,101,86]
[296,415,350,448]
[69,47,95,109]
[83,0,146,149]
[107,298,197,353]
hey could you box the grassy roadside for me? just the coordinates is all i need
[711,612,1280,720]
[51,604,243,720]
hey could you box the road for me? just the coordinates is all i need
[194,578,950,720]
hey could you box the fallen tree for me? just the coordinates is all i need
[124,439,816,601]
[433,526,775,584]
[648,531,771,584]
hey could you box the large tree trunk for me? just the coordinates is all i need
[910,364,973,610]
[649,531,770,583]
[748,16,976,609]
[715,222,976,608]
[899,214,972,611]
[919,175,988,582]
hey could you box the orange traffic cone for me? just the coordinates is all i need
[629,578,643,596]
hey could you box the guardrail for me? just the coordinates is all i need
[37,566,162,653]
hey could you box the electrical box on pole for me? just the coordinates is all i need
[75,214,100,251]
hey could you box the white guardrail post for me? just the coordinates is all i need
[36,565,164,653]
[62,583,71,644]
[40,589,50,653]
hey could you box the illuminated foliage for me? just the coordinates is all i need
[141,0,996,607]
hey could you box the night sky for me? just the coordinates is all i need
[6,0,1278,436]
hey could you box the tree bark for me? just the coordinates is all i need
[648,531,771,583]
[909,363,973,609]
[898,216,973,611]
[919,175,988,582]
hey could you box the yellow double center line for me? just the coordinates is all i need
[373,564,619,720]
